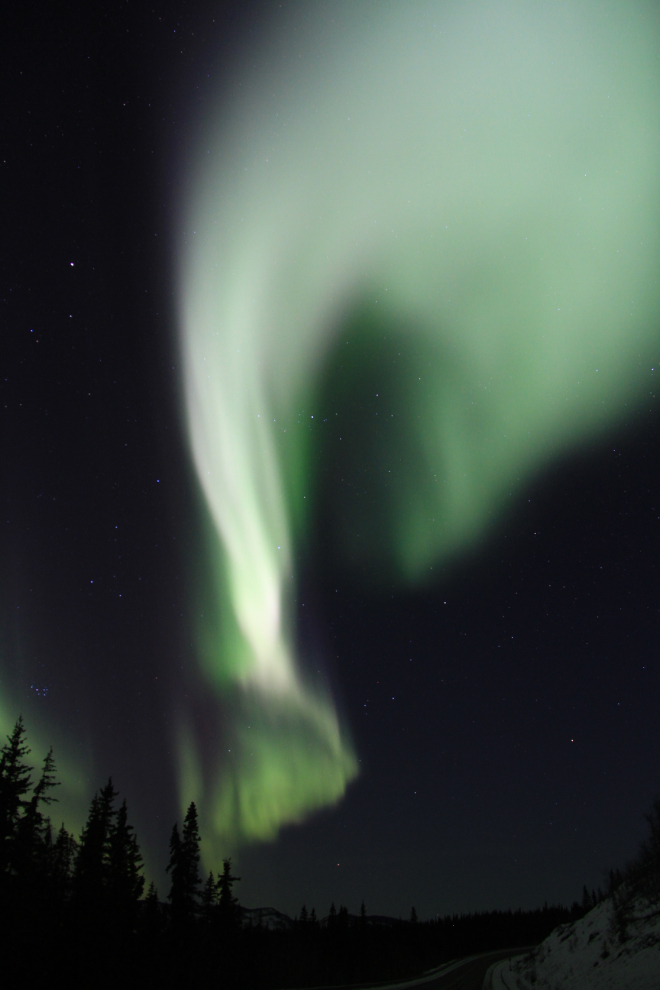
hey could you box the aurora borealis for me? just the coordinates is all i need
[4,0,660,917]
[178,0,660,851]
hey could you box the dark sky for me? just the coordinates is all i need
[3,0,660,920]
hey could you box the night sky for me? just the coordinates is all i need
[4,1,660,920]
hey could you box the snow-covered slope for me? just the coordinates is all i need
[487,898,660,989]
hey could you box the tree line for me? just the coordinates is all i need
[2,717,654,988]
[0,717,243,986]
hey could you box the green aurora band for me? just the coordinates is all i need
[177,1,660,858]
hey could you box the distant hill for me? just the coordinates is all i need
[241,907,296,931]
[240,907,404,931]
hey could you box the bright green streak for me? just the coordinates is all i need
[177,1,660,854]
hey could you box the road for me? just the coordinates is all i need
[414,949,524,989]
[357,948,530,990]
[290,949,531,990]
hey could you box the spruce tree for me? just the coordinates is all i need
[640,795,660,901]
[106,798,145,917]
[166,822,183,918]
[201,871,217,924]
[32,746,58,806]
[144,879,160,914]
[14,746,60,884]
[142,880,163,939]
[167,802,202,928]
[0,717,34,878]
[51,822,77,902]
[0,717,64,922]
[73,778,118,905]
[216,857,241,929]
[358,901,368,980]
[182,801,202,899]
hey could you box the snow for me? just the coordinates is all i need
[241,906,295,931]
[486,897,660,990]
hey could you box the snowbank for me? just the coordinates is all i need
[486,898,660,990]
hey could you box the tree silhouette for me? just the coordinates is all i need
[142,880,164,943]
[20,763,59,926]
[50,822,77,903]
[201,870,216,924]
[73,778,118,907]
[216,857,241,925]
[0,715,618,990]
[612,793,660,940]
[182,801,202,908]
[106,798,145,921]
[167,802,202,928]
[0,717,34,880]
[14,746,59,886]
